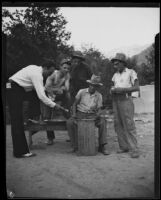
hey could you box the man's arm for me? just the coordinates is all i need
[111,79,140,94]
[31,75,56,108]
[71,98,80,118]
[71,90,82,117]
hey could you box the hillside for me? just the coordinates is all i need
[131,44,153,66]
[107,44,150,58]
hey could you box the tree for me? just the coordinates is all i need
[2,6,72,79]
[144,43,155,84]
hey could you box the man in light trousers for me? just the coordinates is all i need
[110,53,140,158]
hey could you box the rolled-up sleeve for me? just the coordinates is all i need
[75,89,83,100]
[97,93,103,108]
[130,69,138,85]
[31,74,56,108]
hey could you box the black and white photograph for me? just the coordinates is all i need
[2,2,160,199]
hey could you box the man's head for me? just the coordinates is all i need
[86,75,103,94]
[111,53,127,72]
[59,59,71,75]
[71,51,85,66]
[41,59,55,79]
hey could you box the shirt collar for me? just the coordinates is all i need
[116,67,127,74]
[86,88,97,97]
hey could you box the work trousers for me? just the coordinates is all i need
[66,111,108,149]
[41,91,71,140]
[7,81,41,157]
[112,95,138,151]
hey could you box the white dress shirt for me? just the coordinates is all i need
[9,65,56,108]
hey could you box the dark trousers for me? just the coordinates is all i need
[7,82,40,157]
[41,91,71,140]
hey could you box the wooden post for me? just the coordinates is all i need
[77,119,97,156]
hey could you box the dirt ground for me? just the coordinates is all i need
[6,112,154,199]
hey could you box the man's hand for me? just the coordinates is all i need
[110,87,125,94]
[54,103,63,110]
[89,106,98,113]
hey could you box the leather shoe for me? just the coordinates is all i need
[45,140,54,145]
[22,153,36,158]
[67,148,78,153]
[100,144,110,155]
[15,152,37,158]
[117,149,129,154]
[130,150,140,158]
[102,149,110,155]
[66,139,71,142]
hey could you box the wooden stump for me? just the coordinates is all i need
[77,119,97,156]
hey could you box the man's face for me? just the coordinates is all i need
[42,67,55,79]
[71,58,81,66]
[113,61,125,72]
[88,84,98,94]
[60,63,70,75]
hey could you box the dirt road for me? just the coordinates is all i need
[6,113,154,198]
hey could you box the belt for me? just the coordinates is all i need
[77,110,95,114]
[113,93,131,99]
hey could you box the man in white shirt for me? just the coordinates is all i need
[110,53,140,158]
[7,59,61,158]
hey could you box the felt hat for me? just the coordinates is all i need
[86,74,103,86]
[111,53,127,64]
[60,58,71,65]
[71,51,85,60]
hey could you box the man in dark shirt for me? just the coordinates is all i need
[70,51,92,104]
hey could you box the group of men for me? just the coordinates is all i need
[6,51,140,159]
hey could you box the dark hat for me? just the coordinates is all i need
[111,53,127,64]
[86,74,103,86]
[71,51,85,60]
[60,58,71,65]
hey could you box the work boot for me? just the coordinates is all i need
[130,150,140,158]
[117,149,129,154]
[67,147,78,153]
[45,139,54,145]
[66,139,71,142]
[99,144,110,155]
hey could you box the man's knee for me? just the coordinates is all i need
[95,117,105,128]
[66,118,75,127]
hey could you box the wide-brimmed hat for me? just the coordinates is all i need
[86,74,103,86]
[71,51,85,60]
[111,53,127,64]
[60,58,71,65]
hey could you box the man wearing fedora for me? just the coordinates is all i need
[70,51,92,104]
[110,53,140,158]
[66,74,110,155]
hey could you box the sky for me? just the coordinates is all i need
[2,7,160,57]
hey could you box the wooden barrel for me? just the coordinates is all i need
[77,119,97,156]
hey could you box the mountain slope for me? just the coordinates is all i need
[131,44,153,65]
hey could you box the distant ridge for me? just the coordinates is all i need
[107,44,151,59]
[131,44,153,65]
